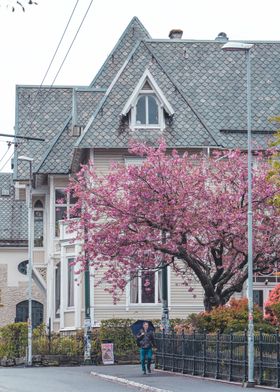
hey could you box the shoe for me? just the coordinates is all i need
[143,371,146,375]
[147,368,151,374]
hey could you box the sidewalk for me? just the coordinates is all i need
[90,365,276,392]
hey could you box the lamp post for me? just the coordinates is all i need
[161,230,170,333]
[18,155,34,367]
[221,42,255,387]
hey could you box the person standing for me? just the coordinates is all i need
[137,321,155,375]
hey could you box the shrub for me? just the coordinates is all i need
[174,298,274,334]
[264,284,280,325]
[0,322,27,359]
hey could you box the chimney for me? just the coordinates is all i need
[169,29,183,39]
[215,32,228,42]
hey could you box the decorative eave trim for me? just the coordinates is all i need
[121,68,175,117]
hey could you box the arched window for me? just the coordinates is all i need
[34,199,44,247]
[135,94,159,126]
[15,300,43,328]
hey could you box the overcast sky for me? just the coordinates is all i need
[0,0,280,172]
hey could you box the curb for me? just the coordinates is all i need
[90,371,171,392]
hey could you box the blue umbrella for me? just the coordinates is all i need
[130,320,155,336]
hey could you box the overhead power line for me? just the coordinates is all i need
[0,145,11,167]
[15,0,94,143]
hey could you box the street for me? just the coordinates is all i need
[0,366,131,392]
[0,365,275,392]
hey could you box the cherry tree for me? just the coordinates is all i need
[66,142,280,311]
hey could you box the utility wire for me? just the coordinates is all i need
[25,0,94,132]
[0,149,14,172]
[0,144,11,167]
[17,0,80,133]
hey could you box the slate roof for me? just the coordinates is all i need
[0,173,28,246]
[14,17,280,179]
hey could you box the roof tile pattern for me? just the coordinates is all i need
[0,173,28,244]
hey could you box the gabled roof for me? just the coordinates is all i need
[90,16,151,89]
[14,18,280,179]
[77,40,220,149]
[0,173,28,246]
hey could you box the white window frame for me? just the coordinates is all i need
[129,269,163,305]
[54,188,76,238]
[33,199,44,249]
[132,91,163,130]
[67,257,75,309]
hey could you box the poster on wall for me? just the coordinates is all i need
[101,342,114,365]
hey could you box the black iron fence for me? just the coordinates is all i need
[155,330,280,388]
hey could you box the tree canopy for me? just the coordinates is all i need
[66,142,280,311]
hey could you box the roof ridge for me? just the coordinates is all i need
[76,41,142,148]
[35,115,72,173]
[144,42,221,147]
[89,17,151,88]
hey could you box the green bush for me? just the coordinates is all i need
[0,322,27,359]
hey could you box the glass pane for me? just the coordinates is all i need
[148,95,159,124]
[34,210,43,247]
[136,96,146,125]
[69,191,78,205]
[130,274,139,303]
[55,263,61,317]
[253,290,263,309]
[68,259,74,307]
[55,189,66,204]
[34,200,43,208]
[55,206,67,237]
[141,271,155,303]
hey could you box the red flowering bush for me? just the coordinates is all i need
[264,284,280,325]
[174,298,274,334]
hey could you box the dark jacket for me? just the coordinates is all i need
[136,329,155,349]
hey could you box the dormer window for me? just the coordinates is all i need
[121,69,174,131]
[135,94,159,127]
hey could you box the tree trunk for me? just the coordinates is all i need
[203,294,226,312]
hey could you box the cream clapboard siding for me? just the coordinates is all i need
[91,149,206,321]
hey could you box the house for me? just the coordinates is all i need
[0,173,45,327]
[11,17,280,331]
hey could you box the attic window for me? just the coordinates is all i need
[121,69,174,132]
[135,94,159,126]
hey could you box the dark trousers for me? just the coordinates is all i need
[140,347,152,372]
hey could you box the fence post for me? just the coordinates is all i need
[277,328,280,388]
[229,329,233,381]
[202,329,206,377]
[162,330,166,370]
[181,331,185,374]
[259,329,263,385]
[192,329,196,375]
[243,329,248,383]
[215,330,220,379]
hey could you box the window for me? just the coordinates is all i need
[253,290,264,310]
[135,94,159,126]
[34,200,44,247]
[130,270,162,304]
[55,262,61,318]
[121,71,174,132]
[67,258,75,307]
[55,189,77,237]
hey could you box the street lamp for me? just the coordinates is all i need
[221,42,255,387]
[18,155,34,367]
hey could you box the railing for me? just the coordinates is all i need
[155,330,280,388]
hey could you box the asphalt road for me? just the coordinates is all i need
[0,365,276,392]
[0,366,132,392]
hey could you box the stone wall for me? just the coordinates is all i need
[0,264,46,327]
